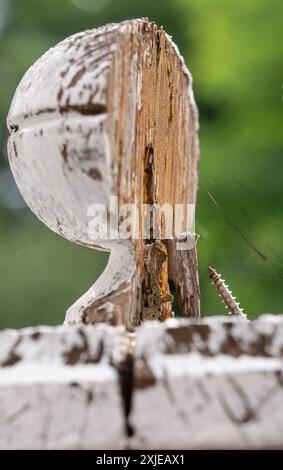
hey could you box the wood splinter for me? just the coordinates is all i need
[7,19,200,328]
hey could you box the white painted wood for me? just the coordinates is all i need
[0,325,126,449]
[7,19,200,327]
[1,316,283,449]
[130,315,283,449]
[131,364,283,449]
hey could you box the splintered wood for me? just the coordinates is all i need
[7,19,200,327]
[5,18,283,453]
[1,316,283,449]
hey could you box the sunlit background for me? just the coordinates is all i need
[0,0,282,327]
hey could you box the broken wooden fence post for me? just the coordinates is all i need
[7,19,200,328]
[5,18,281,452]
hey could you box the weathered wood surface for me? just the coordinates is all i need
[0,325,127,449]
[7,19,200,328]
[131,315,283,449]
[1,316,283,449]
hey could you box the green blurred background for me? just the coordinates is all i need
[0,0,282,327]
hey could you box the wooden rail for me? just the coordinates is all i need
[1,315,283,449]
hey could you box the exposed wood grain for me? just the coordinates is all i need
[165,234,200,318]
[7,19,199,327]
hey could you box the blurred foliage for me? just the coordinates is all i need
[0,0,282,327]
